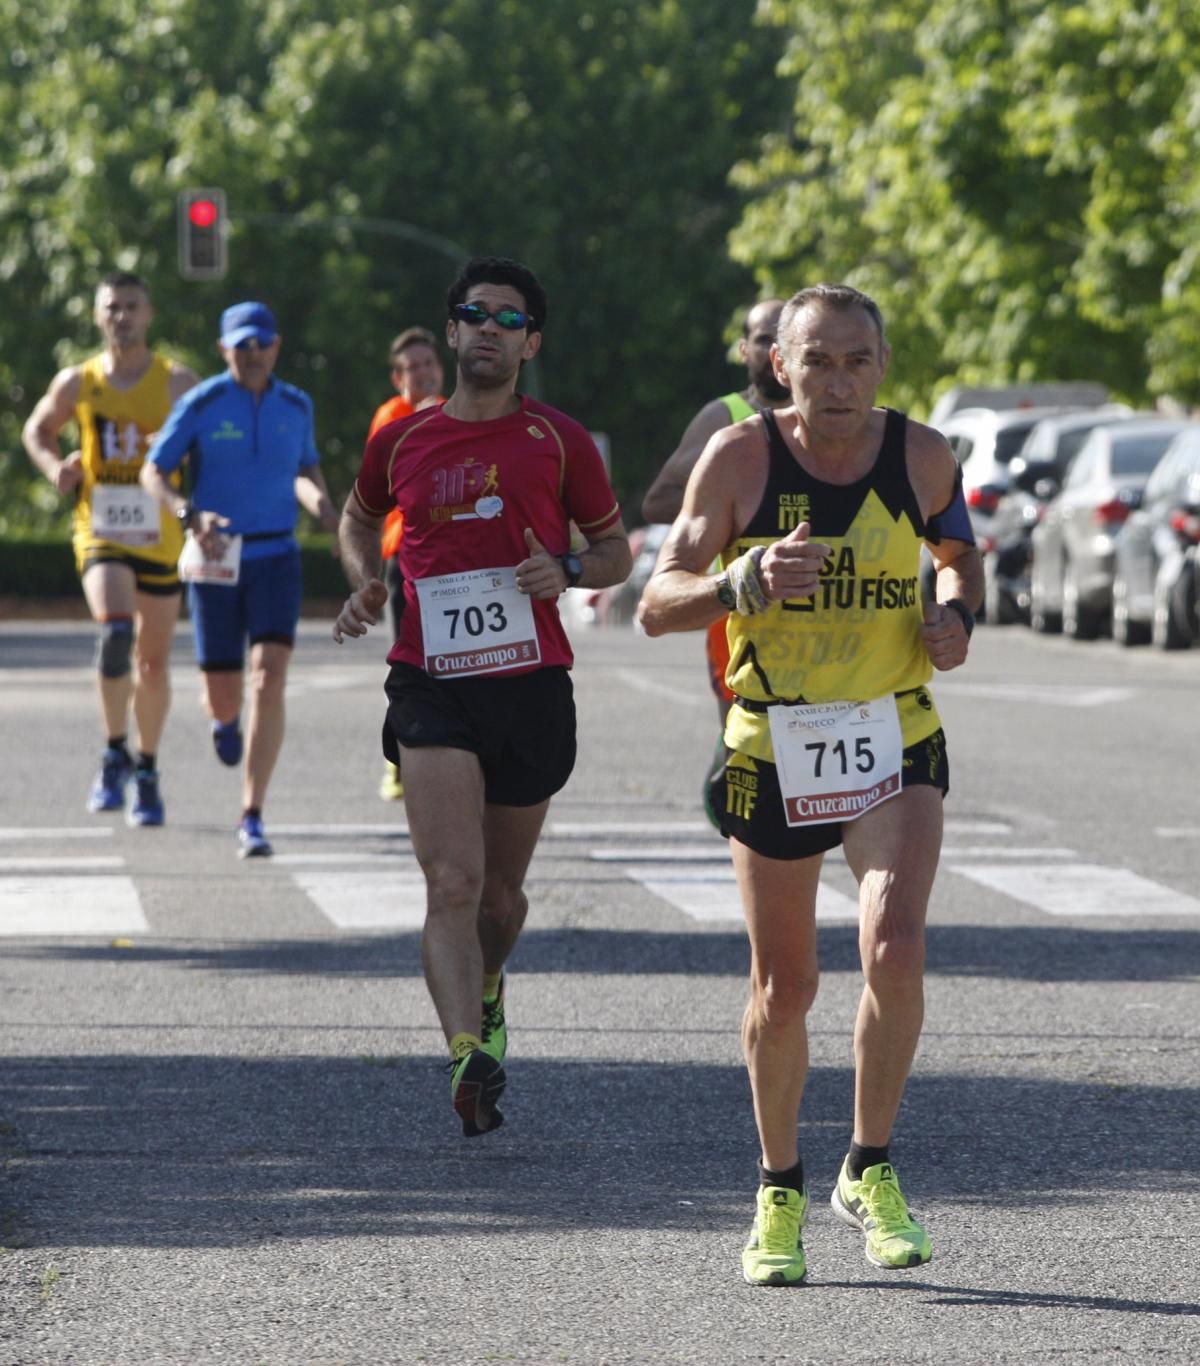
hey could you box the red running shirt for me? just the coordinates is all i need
[353,395,622,673]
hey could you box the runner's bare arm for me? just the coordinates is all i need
[333,490,388,643]
[640,399,732,525]
[167,362,200,404]
[21,367,83,493]
[909,422,982,669]
[295,466,341,534]
[637,426,749,635]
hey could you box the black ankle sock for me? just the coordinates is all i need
[136,752,156,773]
[242,807,261,822]
[107,736,130,756]
[847,1142,890,1180]
[758,1158,805,1193]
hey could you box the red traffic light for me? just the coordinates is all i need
[178,188,228,280]
[187,198,219,229]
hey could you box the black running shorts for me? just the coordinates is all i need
[383,662,576,807]
[707,728,949,861]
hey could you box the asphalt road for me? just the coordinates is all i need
[0,609,1197,1364]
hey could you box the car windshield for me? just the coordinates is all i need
[995,423,1041,462]
[1110,435,1181,475]
[1057,428,1097,466]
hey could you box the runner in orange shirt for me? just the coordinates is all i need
[367,327,446,799]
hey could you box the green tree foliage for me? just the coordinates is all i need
[0,0,787,535]
[731,0,1200,417]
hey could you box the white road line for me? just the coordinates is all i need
[941,847,1076,860]
[270,823,409,838]
[0,828,114,841]
[0,876,148,936]
[589,845,730,863]
[943,820,1013,836]
[950,864,1200,917]
[612,668,708,708]
[292,870,426,929]
[549,821,714,837]
[1155,827,1200,839]
[935,681,1135,707]
[0,857,124,872]
[274,852,418,867]
[622,862,859,922]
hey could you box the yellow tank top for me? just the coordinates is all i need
[723,408,941,762]
[73,352,182,565]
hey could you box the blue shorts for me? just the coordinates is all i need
[188,548,301,671]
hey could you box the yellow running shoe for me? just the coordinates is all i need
[379,762,404,801]
[480,974,507,1062]
[741,1184,808,1286]
[448,1049,506,1138]
[831,1159,932,1268]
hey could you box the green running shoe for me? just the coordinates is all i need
[448,1049,506,1138]
[831,1159,932,1268]
[741,1184,808,1287]
[480,975,507,1062]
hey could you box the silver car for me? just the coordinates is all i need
[1030,419,1200,638]
[1112,429,1200,648]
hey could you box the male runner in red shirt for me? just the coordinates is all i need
[334,257,631,1137]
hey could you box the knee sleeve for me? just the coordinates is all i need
[95,618,134,679]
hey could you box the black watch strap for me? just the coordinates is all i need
[559,552,583,589]
[944,598,975,639]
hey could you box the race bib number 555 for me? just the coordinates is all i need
[416,567,540,677]
[767,695,903,827]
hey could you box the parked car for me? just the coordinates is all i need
[1029,419,1199,638]
[1111,428,1200,648]
[928,382,1109,427]
[982,408,1139,625]
[937,405,1084,547]
[575,522,668,626]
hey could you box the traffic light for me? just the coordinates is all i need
[177,188,228,280]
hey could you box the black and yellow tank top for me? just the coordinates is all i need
[73,352,182,566]
[722,407,941,762]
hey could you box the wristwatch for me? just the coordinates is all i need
[944,598,975,639]
[175,501,195,532]
[715,573,736,611]
[559,552,584,589]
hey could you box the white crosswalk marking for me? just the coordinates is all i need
[0,856,124,872]
[291,870,427,929]
[0,875,148,935]
[617,861,859,922]
[0,827,113,841]
[950,863,1200,917]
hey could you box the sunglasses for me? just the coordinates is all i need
[452,301,531,331]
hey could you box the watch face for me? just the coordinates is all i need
[563,553,583,586]
[716,577,736,610]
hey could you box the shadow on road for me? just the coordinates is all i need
[10,920,1200,983]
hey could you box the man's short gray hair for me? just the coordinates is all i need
[777,284,886,357]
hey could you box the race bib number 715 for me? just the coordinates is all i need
[767,695,903,827]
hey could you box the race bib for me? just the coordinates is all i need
[416,567,540,677]
[178,531,242,586]
[767,694,903,827]
[91,483,161,547]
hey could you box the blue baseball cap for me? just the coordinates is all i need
[219,301,278,348]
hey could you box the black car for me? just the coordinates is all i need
[982,456,1063,625]
[1112,429,1200,649]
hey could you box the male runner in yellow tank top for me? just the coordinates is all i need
[639,284,982,1286]
[23,271,198,824]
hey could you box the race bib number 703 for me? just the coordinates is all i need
[415,567,541,677]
